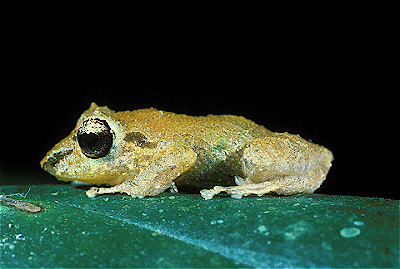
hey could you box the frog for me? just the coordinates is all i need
[40,103,333,199]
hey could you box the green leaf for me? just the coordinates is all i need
[1,185,399,268]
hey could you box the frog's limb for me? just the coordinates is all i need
[86,146,197,198]
[200,178,283,199]
[200,133,333,199]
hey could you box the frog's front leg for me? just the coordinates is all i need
[86,146,197,198]
[200,133,333,199]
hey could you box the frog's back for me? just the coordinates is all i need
[115,108,272,142]
[201,113,272,139]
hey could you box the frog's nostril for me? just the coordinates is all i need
[41,160,57,175]
[40,149,73,175]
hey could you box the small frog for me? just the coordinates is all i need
[40,103,333,199]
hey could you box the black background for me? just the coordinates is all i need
[1,20,393,199]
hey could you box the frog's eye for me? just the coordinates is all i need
[77,118,113,158]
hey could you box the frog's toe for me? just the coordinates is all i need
[234,176,252,186]
[229,189,245,199]
[86,185,121,197]
[200,185,241,199]
[200,188,217,200]
[200,186,227,199]
[86,187,100,198]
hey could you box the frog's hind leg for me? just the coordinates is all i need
[200,133,333,199]
[200,176,282,199]
[200,172,324,200]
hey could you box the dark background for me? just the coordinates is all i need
[1,21,393,199]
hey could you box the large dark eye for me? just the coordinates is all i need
[77,118,113,158]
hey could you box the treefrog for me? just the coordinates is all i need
[40,103,333,199]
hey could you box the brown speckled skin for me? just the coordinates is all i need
[41,103,333,199]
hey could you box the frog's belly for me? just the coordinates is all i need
[174,150,244,191]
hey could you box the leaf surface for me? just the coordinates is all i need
[1,185,399,268]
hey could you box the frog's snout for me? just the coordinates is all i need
[40,135,75,177]
[40,154,55,175]
[40,147,74,176]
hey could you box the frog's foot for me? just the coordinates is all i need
[200,173,325,199]
[200,178,280,200]
[86,181,178,198]
[86,186,126,198]
[86,184,151,198]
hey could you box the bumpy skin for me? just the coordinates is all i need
[40,103,333,199]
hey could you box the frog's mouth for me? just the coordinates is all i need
[40,148,74,176]
[41,148,126,186]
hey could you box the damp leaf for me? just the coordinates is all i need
[1,185,399,268]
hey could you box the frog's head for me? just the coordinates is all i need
[40,103,138,186]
